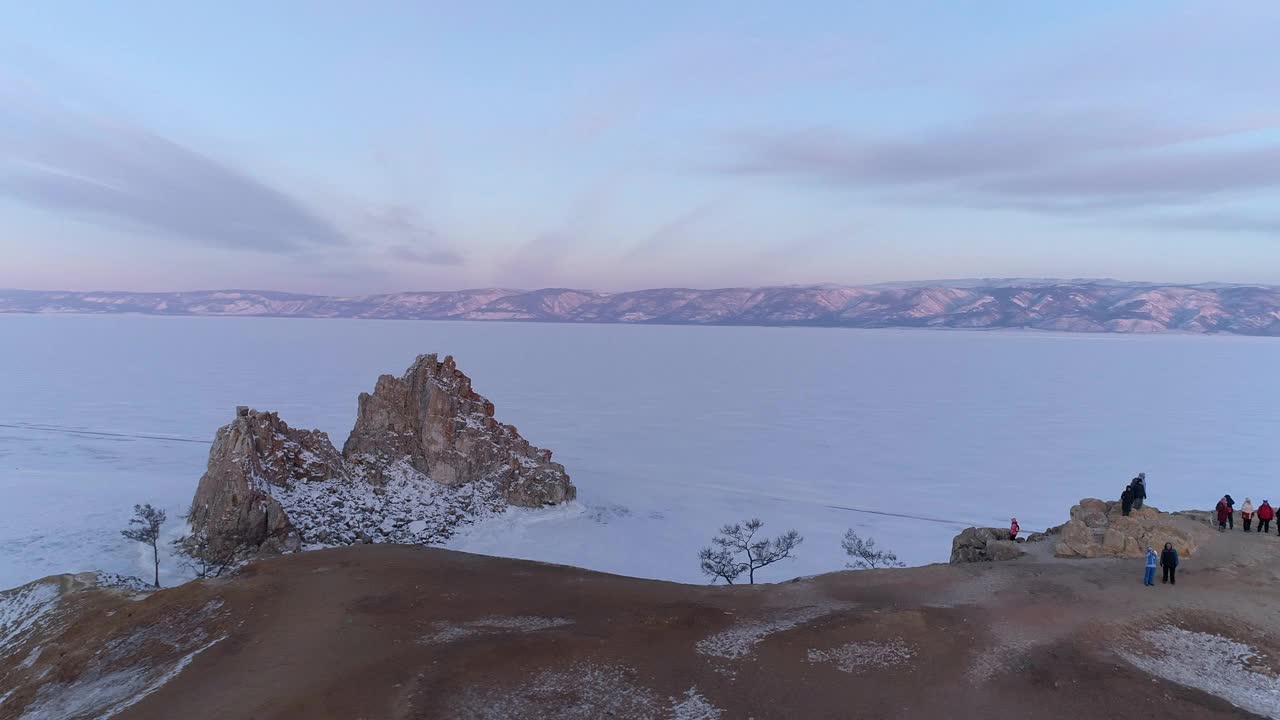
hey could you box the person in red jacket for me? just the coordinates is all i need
[1257,500,1275,534]
[1215,496,1231,531]
[1010,517,1020,541]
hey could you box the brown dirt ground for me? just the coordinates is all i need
[3,519,1278,719]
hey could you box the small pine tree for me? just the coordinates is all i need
[121,503,166,588]
[698,518,803,585]
[841,529,905,570]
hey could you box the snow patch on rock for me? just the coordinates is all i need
[274,459,507,548]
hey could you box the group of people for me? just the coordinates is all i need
[1215,495,1276,533]
[1143,543,1179,586]
[1120,473,1147,515]
[1115,472,1182,587]
[1006,472,1279,589]
[1125,474,1181,586]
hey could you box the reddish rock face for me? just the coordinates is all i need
[343,354,574,506]
[187,354,575,560]
[186,410,342,558]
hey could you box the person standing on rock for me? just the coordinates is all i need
[1009,517,1020,541]
[1130,473,1147,510]
[1120,487,1134,517]
[1258,500,1274,533]
[1160,543,1179,585]
[1216,496,1231,531]
[1143,546,1158,586]
[1241,498,1255,532]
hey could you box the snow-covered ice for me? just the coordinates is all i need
[3,314,1280,589]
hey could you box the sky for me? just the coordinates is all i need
[1,1,1279,294]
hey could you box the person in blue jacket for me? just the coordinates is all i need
[1143,546,1158,586]
[1160,542,1179,585]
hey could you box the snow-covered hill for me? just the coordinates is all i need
[4,281,1280,334]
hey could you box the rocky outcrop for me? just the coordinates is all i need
[1052,499,1208,559]
[344,353,573,507]
[186,355,575,560]
[950,527,1024,564]
[187,408,341,558]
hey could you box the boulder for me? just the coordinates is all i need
[986,539,1026,562]
[950,527,1024,564]
[1056,519,1101,558]
[1054,499,1207,559]
[187,354,576,561]
[1071,498,1110,528]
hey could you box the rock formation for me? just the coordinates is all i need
[186,354,575,560]
[186,408,340,559]
[343,354,573,506]
[949,527,1025,564]
[950,498,1210,564]
[1051,499,1207,559]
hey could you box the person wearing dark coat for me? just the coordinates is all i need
[1120,487,1134,517]
[1225,494,1236,529]
[1258,501,1275,534]
[1160,542,1179,585]
[1130,473,1147,509]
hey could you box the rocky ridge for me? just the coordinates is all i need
[4,281,1280,335]
[5,532,1279,720]
[185,354,574,561]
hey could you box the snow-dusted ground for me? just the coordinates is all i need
[2,314,1280,590]
[1122,626,1280,718]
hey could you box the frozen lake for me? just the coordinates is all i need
[2,314,1279,590]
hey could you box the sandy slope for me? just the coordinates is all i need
[3,522,1280,719]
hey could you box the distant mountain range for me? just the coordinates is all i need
[3,281,1280,335]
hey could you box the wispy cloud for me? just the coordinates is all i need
[365,205,463,265]
[725,111,1280,211]
[388,243,462,265]
[0,79,347,253]
[622,199,722,261]
[1150,211,1280,236]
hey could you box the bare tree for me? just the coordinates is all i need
[173,531,243,579]
[173,515,287,579]
[698,518,803,585]
[841,529,905,570]
[121,503,166,588]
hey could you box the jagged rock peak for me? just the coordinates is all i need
[344,353,574,507]
[186,354,575,561]
[186,409,332,558]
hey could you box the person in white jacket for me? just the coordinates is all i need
[1241,498,1256,532]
